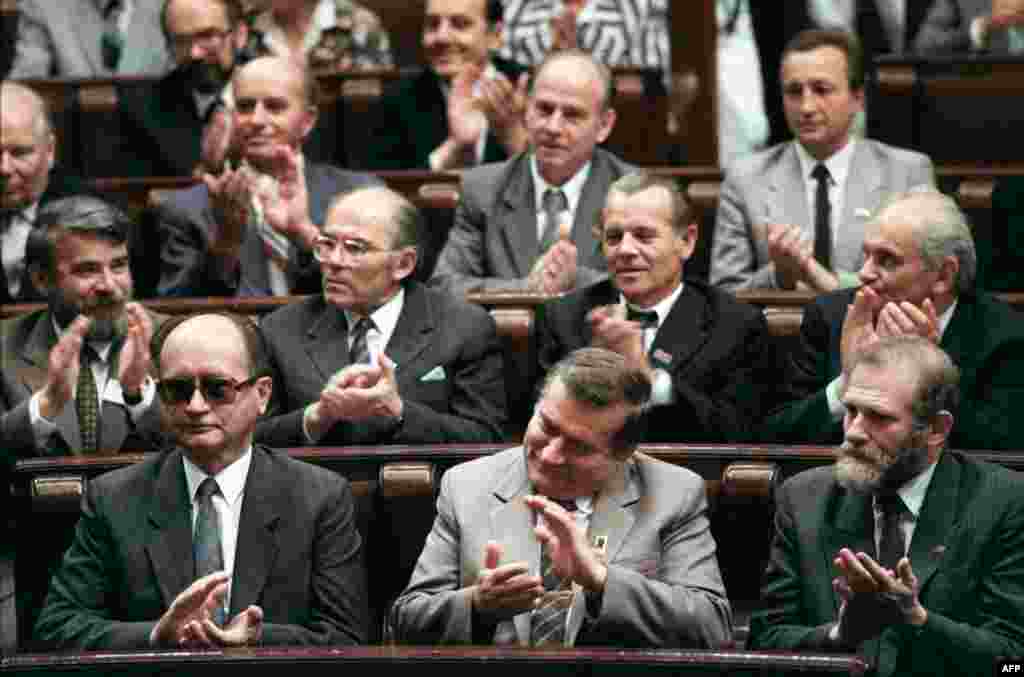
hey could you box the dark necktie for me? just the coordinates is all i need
[811,163,833,271]
[538,188,569,254]
[101,0,125,70]
[348,316,374,366]
[194,477,227,624]
[877,493,909,570]
[627,307,659,329]
[76,345,100,455]
[531,498,578,646]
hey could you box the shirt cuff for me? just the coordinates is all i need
[650,368,675,406]
[302,405,323,444]
[970,15,990,50]
[825,376,846,420]
[29,390,59,448]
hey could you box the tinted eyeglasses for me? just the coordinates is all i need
[156,375,261,406]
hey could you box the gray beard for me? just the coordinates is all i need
[835,437,932,495]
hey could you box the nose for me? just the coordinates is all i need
[435,19,452,41]
[189,42,206,60]
[0,151,11,175]
[617,232,639,255]
[93,266,118,292]
[185,383,211,413]
[539,436,566,465]
[844,411,867,444]
[858,257,878,286]
[249,102,268,125]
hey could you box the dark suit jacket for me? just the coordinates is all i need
[748,451,1024,676]
[0,308,167,469]
[430,148,633,297]
[534,278,772,443]
[255,281,507,446]
[977,176,1024,291]
[764,289,1024,451]
[367,56,528,170]
[33,445,369,649]
[1,168,92,305]
[154,162,380,297]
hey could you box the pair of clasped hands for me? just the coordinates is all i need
[829,549,927,646]
[152,572,263,648]
[305,354,405,440]
[471,496,607,622]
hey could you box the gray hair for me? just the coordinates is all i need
[604,172,694,237]
[27,196,132,279]
[1,80,55,140]
[876,186,977,295]
[531,48,615,112]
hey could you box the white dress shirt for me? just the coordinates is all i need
[618,281,683,407]
[182,447,253,614]
[344,286,405,366]
[794,136,858,257]
[1,202,37,298]
[872,459,938,558]
[529,155,592,242]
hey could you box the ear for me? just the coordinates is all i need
[851,86,866,114]
[595,106,617,144]
[926,410,954,459]
[391,247,418,282]
[931,255,960,297]
[675,222,698,262]
[255,375,273,415]
[44,131,56,170]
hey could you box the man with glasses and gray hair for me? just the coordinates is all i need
[765,187,1024,451]
[34,311,369,649]
[255,185,507,447]
[0,195,164,463]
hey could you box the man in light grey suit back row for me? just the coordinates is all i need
[430,49,633,298]
[710,29,935,293]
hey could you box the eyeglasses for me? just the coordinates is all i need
[156,375,260,406]
[312,235,393,263]
[170,28,231,54]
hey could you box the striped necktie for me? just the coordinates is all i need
[76,345,100,455]
[530,498,577,646]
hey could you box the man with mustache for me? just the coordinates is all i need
[764,188,1024,451]
[431,49,632,297]
[710,29,934,292]
[749,336,1024,676]
[154,55,380,297]
[0,196,165,462]
[117,0,252,177]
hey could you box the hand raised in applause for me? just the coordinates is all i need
[306,354,404,438]
[38,315,92,421]
[203,161,255,257]
[257,145,316,249]
[116,303,154,398]
[586,304,650,374]
[831,548,926,647]
[477,71,530,155]
[525,495,608,593]
[471,540,544,622]
[528,222,577,295]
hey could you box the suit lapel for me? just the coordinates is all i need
[385,284,435,375]
[572,154,610,267]
[579,280,619,348]
[304,301,350,380]
[230,447,282,616]
[768,145,810,227]
[489,450,536,645]
[838,142,883,262]
[648,285,711,372]
[907,454,960,592]
[79,2,106,74]
[145,451,195,608]
[18,314,82,451]
[498,157,540,277]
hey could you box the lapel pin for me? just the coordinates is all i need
[652,349,672,365]
[930,545,946,560]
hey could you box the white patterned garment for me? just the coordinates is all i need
[500,0,670,70]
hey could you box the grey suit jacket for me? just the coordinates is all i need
[9,0,172,78]
[33,445,369,649]
[0,309,166,467]
[748,451,1024,676]
[430,148,634,298]
[710,139,935,291]
[155,163,380,297]
[390,447,732,648]
[254,282,507,446]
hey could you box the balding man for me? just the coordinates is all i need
[155,55,380,297]
[765,188,1024,451]
[34,312,369,649]
[0,81,92,304]
[256,185,507,447]
[431,49,633,298]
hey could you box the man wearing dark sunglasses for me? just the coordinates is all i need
[255,185,507,447]
[35,312,369,649]
[0,196,165,464]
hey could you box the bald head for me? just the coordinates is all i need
[232,55,317,107]
[1,81,53,141]
[532,49,614,112]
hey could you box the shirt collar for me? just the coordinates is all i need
[257,0,336,57]
[51,316,114,362]
[344,286,405,342]
[621,280,685,329]
[873,457,939,520]
[937,298,957,340]
[183,446,253,508]
[529,154,592,215]
[795,136,857,188]
[438,60,499,99]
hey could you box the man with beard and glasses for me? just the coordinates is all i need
[116,0,253,177]
[0,196,166,463]
[763,187,1024,451]
[749,336,1024,676]
[154,55,380,297]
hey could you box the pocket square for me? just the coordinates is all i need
[420,366,447,382]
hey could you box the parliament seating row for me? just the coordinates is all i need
[3,445,782,653]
